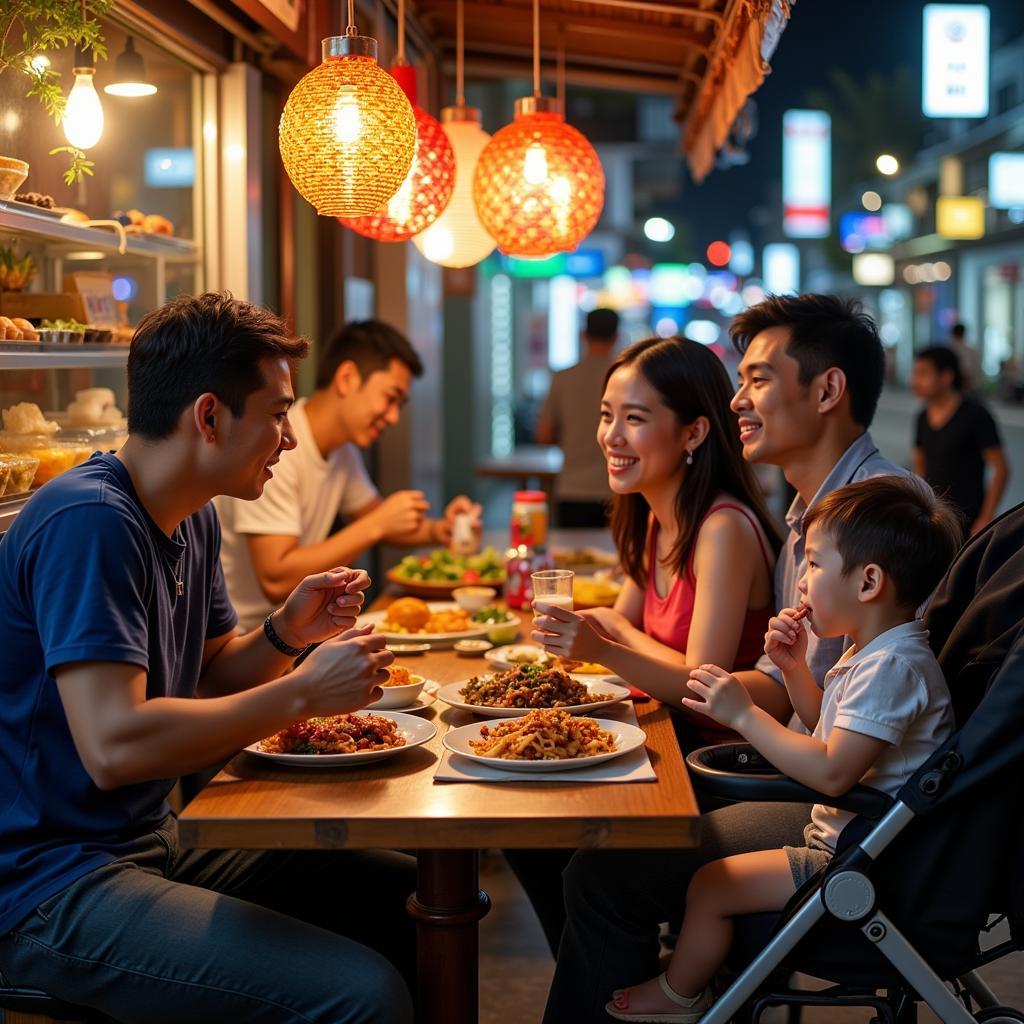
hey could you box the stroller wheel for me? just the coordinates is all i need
[974,1008,1024,1023]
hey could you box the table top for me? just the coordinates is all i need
[179,606,699,852]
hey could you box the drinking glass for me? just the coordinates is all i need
[531,569,574,611]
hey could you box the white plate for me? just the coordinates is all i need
[246,711,436,766]
[435,676,631,718]
[357,602,491,646]
[484,644,557,671]
[442,717,646,772]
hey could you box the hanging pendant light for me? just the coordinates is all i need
[63,42,104,150]
[103,37,157,97]
[279,0,416,218]
[472,0,604,257]
[412,0,496,268]
[339,0,455,241]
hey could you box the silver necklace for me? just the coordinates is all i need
[174,553,185,596]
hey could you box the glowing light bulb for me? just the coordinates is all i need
[334,88,361,144]
[523,142,548,184]
[420,223,454,262]
[62,69,104,149]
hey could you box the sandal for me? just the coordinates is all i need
[605,974,712,1022]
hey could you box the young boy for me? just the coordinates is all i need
[606,475,962,1021]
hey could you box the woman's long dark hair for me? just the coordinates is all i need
[605,336,783,587]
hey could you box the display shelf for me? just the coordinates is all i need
[0,203,199,263]
[0,345,130,370]
[0,493,30,535]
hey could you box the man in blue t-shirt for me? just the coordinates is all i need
[0,293,414,1022]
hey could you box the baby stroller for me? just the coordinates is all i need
[685,505,1024,1024]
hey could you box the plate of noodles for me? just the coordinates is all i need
[356,598,491,646]
[436,665,630,718]
[442,708,646,772]
[247,711,436,766]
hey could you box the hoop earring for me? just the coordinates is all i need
[686,449,694,466]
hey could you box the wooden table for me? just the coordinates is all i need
[179,605,699,1023]
[475,444,564,492]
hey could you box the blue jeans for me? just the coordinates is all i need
[0,815,415,1024]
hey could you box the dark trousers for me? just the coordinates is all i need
[555,500,609,529]
[0,815,416,1024]
[540,801,813,1023]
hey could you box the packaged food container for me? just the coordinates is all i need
[0,431,53,453]
[56,439,93,467]
[54,424,124,453]
[0,157,29,200]
[510,490,548,548]
[29,446,77,486]
[0,453,39,496]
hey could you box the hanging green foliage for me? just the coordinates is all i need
[0,0,113,183]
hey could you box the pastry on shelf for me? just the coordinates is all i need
[2,402,59,437]
[14,191,55,209]
[66,388,126,430]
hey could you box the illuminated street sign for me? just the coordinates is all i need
[782,110,831,238]
[923,4,990,118]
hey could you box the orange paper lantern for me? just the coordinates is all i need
[339,65,455,242]
[473,97,604,257]
[279,36,416,218]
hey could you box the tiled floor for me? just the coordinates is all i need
[479,852,1024,1024]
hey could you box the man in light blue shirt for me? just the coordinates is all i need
[728,295,909,725]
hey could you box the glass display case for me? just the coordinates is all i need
[0,21,213,532]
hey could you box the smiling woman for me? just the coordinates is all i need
[531,335,782,737]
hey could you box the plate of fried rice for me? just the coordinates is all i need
[248,711,436,766]
[436,665,630,719]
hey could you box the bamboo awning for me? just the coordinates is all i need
[413,0,791,180]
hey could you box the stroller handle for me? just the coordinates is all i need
[686,743,893,819]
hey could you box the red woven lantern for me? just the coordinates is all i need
[339,65,455,242]
[473,96,604,257]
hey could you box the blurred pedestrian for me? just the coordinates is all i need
[998,355,1023,403]
[949,322,982,394]
[911,345,1009,535]
[536,307,619,528]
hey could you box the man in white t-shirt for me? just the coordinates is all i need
[217,320,479,631]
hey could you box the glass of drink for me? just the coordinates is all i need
[531,569,574,611]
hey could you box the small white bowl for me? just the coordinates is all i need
[369,675,425,709]
[451,586,497,612]
[454,638,494,657]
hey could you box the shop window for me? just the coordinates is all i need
[0,25,202,240]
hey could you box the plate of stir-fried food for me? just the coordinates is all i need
[248,711,436,766]
[442,708,646,771]
[436,664,630,718]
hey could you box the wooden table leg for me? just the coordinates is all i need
[407,849,491,1024]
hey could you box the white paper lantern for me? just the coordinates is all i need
[412,106,495,268]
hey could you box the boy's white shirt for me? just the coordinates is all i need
[215,398,379,631]
[807,619,954,850]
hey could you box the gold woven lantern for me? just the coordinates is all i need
[279,18,416,218]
